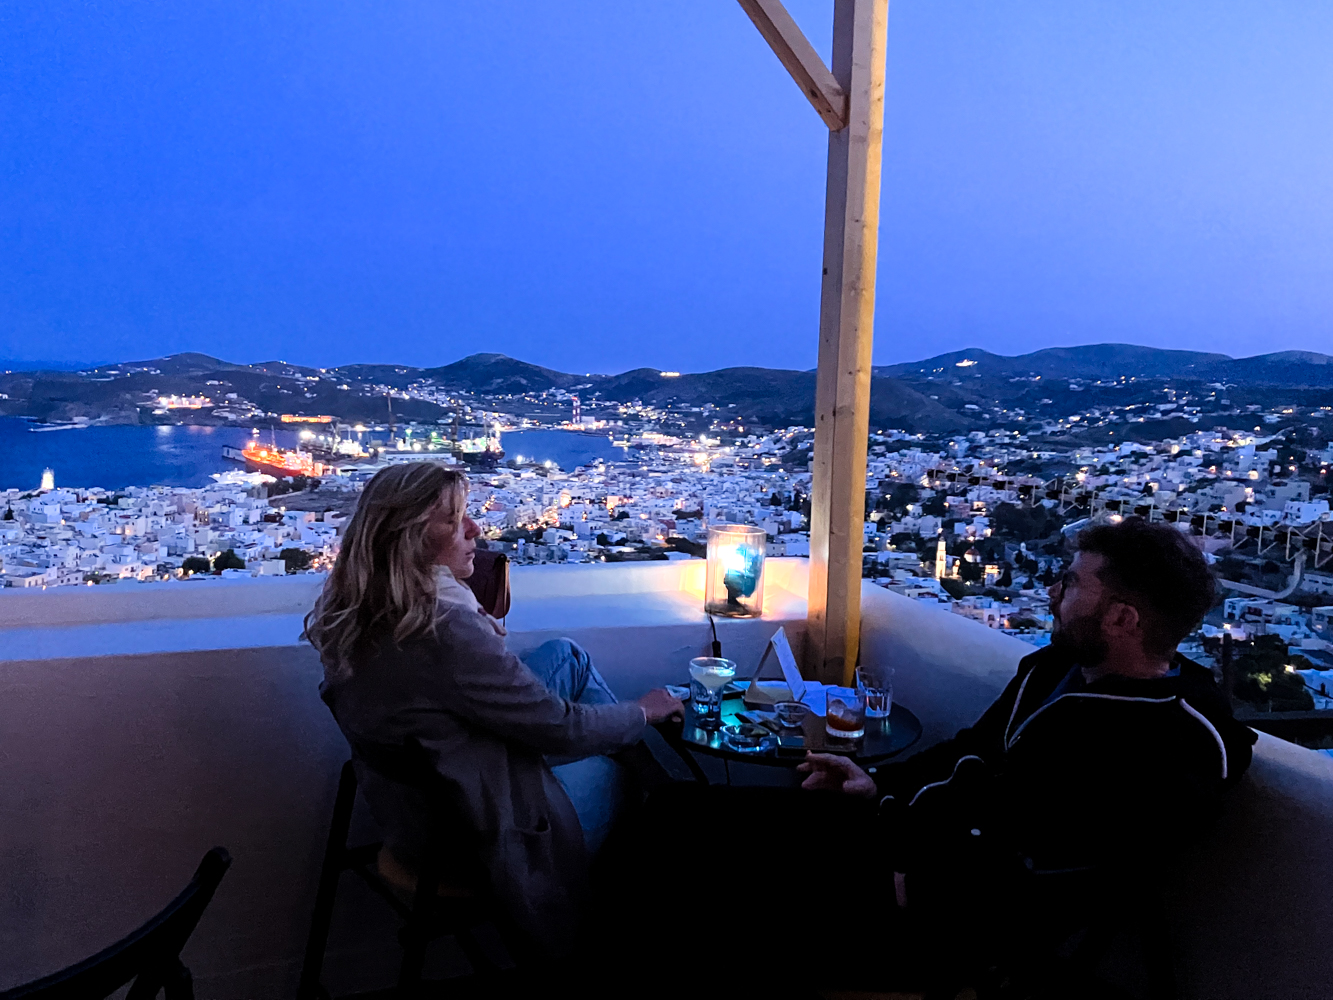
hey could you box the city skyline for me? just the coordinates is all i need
[5,2,1333,371]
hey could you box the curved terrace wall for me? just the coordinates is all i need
[0,561,1329,997]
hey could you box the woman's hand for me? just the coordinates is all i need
[797,753,877,798]
[637,688,685,724]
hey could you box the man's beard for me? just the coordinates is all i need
[1050,605,1111,666]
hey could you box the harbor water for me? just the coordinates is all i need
[0,418,626,491]
[499,429,626,472]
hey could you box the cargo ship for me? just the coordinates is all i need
[222,443,329,478]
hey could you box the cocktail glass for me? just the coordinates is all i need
[824,686,866,740]
[688,656,736,731]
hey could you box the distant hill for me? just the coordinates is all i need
[89,352,252,376]
[876,343,1333,387]
[1261,351,1333,365]
[588,366,968,433]
[421,353,586,394]
[1,343,1328,433]
[1222,351,1333,386]
[0,351,971,434]
[328,363,422,386]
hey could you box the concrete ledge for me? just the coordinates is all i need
[0,613,309,662]
[3,563,1330,997]
[0,560,813,994]
[859,580,1031,749]
[859,581,1333,999]
[0,615,810,995]
[0,559,809,662]
[1165,731,1333,999]
[0,575,323,629]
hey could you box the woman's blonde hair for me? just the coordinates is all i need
[305,461,468,673]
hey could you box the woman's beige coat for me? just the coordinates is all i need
[318,573,645,956]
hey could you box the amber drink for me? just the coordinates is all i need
[824,686,866,740]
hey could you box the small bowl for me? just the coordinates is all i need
[774,701,811,729]
[721,723,774,752]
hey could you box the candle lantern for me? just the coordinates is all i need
[705,524,766,618]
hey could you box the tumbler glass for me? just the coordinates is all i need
[824,686,866,740]
[856,666,894,719]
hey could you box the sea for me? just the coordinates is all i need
[501,429,627,473]
[0,418,626,492]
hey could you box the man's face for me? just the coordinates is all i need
[1049,551,1115,665]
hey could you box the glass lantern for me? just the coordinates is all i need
[705,524,766,618]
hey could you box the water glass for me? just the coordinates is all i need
[775,701,810,729]
[688,676,712,720]
[824,686,866,740]
[856,666,894,719]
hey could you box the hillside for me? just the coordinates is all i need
[0,343,1328,433]
[422,354,586,393]
[876,343,1333,387]
[584,367,969,433]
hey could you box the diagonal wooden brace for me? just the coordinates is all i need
[737,0,848,130]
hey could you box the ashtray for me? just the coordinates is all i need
[774,701,810,729]
[665,684,691,701]
[720,723,774,753]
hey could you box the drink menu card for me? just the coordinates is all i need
[753,627,827,715]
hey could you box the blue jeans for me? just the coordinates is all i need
[521,639,625,855]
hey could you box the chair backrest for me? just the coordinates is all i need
[346,734,442,792]
[0,847,232,1000]
[345,736,481,865]
[463,546,510,619]
[1017,863,1175,997]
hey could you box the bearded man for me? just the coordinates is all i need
[617,518,1255,996]
[792,515,1256,990]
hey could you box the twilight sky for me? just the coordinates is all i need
[3,1,1332,373]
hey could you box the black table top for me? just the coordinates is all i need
[669,694,922,768]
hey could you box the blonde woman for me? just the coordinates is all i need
[305,462,682,956]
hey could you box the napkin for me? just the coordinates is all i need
[742,680,794,707]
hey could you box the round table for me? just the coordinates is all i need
[668,695,922,769]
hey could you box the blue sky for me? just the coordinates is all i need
[3,1,1332,372]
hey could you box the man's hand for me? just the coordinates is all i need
[797,753,877,798]
[638,688,685,724]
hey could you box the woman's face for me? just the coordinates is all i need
[428,494,481,578]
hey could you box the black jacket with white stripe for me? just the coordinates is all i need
[874,646,1256,879]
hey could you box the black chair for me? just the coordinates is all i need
[0,847,232,1000]
[995,865,1177,1000]
[649,720,713,785]
[298,738,524,1000]
[1060,874,1176,1000]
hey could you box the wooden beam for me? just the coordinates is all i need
[736,0,848,131]
[806,0,888,685]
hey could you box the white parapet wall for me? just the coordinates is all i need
[858,580,1032,746]
[0,561,1330,997]
[0,558,810,676]
[0,560,810,996]
[856,581,1333,998]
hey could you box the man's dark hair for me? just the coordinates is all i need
[1074,517,1216,656]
